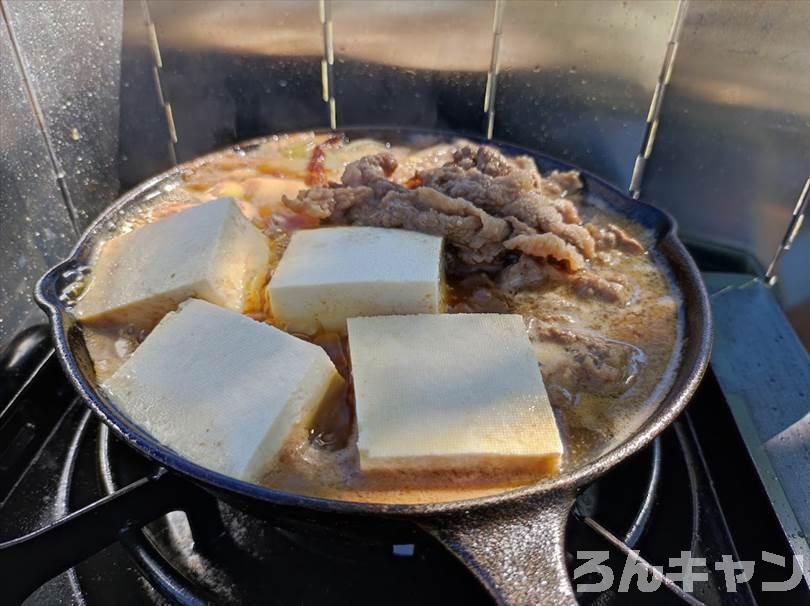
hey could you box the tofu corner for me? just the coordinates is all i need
[74,197,271,330]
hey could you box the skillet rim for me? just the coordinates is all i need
[35,126,713,517]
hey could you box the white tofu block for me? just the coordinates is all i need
[267,227,443,334]
[103,299,343,483]
[347,314,563,474]
[76,197,270,329]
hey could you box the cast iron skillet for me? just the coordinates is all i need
[17,127,710,604]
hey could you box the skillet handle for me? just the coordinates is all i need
[420,488,577,606]
[34,259,76,315]
[0,469,187,604]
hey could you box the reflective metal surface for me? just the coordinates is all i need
[642,0,810,305]
[330,0,494,130]
[706,273,810,584]
[0,10,76,351]
[118,0,175,187]
[1,1,808,376]
[143,0,325,162]
[2,0,123,228]
[493,0,681,189]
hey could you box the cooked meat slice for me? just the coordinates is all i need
[341,152,397,184]
[422,167,594,256]
[443,253,512,277]
[284,186,375,220]
[501,192,589,250]
[449,145,477,170]
[451,146,513,177]
[550,218,595,258]
[498,255,552,293]
[450,272,497,292]
[529,320,580,345]
[356,201,498,264]
[586,223,645,254]
[607,224,644,254]
[546,170,583,196]
[570,270,634,304]
[393,186,503,231]
[510,155,583,198]
[448,274,511,313]
[378,188,511,263]
[285,178,511,264]
[287,153,401,219]
[392,143,467,183]
[422,163,514,195]
[505,215,535,236]
[449,288,510,313]
[510,155,543,186]
[503,234,586,272]
[340,153,400,198]
[498,255,636,304]
[284,145,595,272]
[551,197,581,224]
[421,148,595,258]
[476,147,514,177]
[528,321,642,396]
[569,346,637,395]
[287,152,595,270]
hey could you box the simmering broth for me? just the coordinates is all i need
[78,131,683,504]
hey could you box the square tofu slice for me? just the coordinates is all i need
[347,314,563,475]
[267,227,443,334]
[103,299,343,483]
[75,197,270,329]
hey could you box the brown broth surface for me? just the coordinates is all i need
[78,132,683,504]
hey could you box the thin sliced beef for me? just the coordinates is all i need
[283,146,639,276]
[374,188,510,264]
[498,255,551,292]
[285,152,589,270]
[284,185,374,220]
[448,274,511,314]
[497,257,636,303]
[551,198,581,224]
[285,175,510,264]
[570,270,635,304]
[449,146,513,177]
[391,143,466,183]
[421,146,595,258]
[586,223,645,255]
[528,320,643,397]
[546,170,583,196]
[424,165,592,253]
[503,234,585,272]
[511,155,583,198]
[340,152,399,198]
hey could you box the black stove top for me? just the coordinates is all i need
[0,325,808,605]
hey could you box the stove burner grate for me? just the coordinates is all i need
[93,417,667,605]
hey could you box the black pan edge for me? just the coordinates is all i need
[35,126,713,517]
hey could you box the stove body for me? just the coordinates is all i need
[1,1,809,605]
